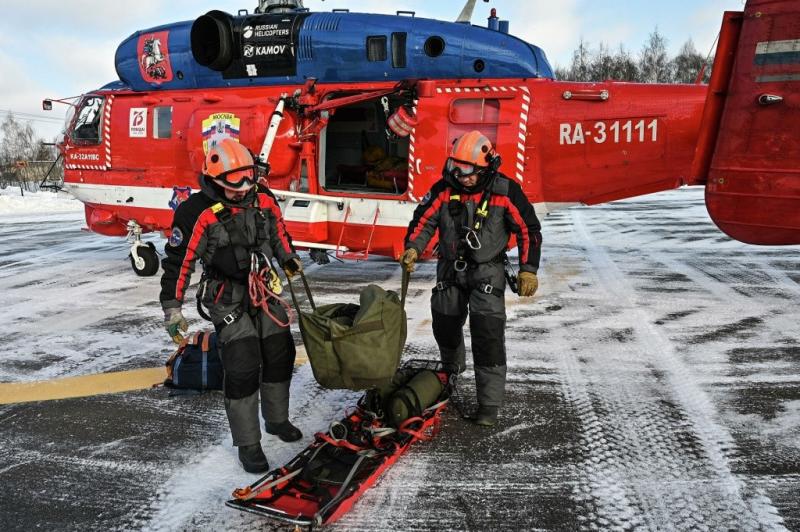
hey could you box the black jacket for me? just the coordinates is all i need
[404,173,541,272]
[159,178,298,310]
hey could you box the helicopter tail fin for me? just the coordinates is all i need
[694,0,800,245]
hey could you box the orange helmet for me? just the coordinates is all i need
[445,130,498,178]
[203,138,256,191]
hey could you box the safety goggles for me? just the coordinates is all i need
[445,157,486,179]
[213,165,257,190]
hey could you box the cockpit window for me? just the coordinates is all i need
[71,96,104,144]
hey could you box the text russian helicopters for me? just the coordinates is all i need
[44,0,800,276]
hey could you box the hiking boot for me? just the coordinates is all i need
[471,406,498,427]
[265,420,303,442]
[238,444,269,473]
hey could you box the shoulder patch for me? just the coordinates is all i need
[168,227,183,247]
[168,186,192,211]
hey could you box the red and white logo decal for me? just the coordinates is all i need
[129,108,148,138]
[137,31,174,84]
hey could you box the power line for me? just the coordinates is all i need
[0,109,65,124]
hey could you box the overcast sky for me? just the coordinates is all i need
[0,0,744,140]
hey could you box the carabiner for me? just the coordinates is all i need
[454,259,468,272]
[465,228,482,250]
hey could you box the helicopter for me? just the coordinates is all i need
[44,0,800,276]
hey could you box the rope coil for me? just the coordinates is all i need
[248,253,294,327]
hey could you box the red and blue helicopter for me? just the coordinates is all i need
[45,0,800,275]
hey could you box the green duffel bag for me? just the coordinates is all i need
[288,270,409,390]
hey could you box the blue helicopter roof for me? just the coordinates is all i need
[114,11,553,91]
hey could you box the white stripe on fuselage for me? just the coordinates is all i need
[65,182,565,227]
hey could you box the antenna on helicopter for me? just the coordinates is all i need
[455,0,490,23]
[255,0,305,13]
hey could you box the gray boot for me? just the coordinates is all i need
[225,390,261,447]
[471,405,499,427]
[238,444,269,473]
[260,381,302,442]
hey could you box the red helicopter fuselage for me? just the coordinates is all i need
[53,0,800,275]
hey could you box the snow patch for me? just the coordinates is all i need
[0,188,82,215]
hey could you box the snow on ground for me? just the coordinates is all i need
[0,186,798,531]
[0,187,83,216]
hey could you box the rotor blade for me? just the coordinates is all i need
[456,0,478,22]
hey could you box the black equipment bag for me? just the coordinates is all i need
[164,331,223,392]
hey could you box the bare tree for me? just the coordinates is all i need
[0,113,55,193]
[639,28,672,83]
[556,29,713,83]
[567,37,593,82]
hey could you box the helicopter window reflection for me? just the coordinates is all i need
[71,96,104,144]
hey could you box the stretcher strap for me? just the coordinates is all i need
[317,432,368,453]
[401,267,409,309]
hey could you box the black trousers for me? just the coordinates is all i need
[431,260,507,407]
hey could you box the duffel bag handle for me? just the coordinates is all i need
[288,269,316,313]
[401,267,409,309]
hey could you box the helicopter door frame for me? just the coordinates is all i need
[317,93,412,197]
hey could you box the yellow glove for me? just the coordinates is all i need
[164,307,189,344]
[283,257,303,279]
[518,271,538,297]
[400,248,418,272]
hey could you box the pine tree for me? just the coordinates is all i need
[671,39,707,84]
[589,43,614,81]
[610,44,639,81]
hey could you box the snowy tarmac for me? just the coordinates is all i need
[0,187,798,531]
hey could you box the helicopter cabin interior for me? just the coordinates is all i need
[319,93,410,195]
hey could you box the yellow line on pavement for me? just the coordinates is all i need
[0,347,309,405]
[0,367,166,405]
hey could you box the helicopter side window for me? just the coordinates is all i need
[450,98,502,124]
[366,36,387,62]
[153,106,173,139]
[391,33,407,68]
[449,98,505,148]
[71,96,104,144]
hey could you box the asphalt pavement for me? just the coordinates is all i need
[0,188,798,531]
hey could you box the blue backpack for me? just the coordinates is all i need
[164,331,223,393]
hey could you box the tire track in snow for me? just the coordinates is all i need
[565,208,787,531]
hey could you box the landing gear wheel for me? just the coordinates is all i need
[309,248,331,265]
[130,242,159,276]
